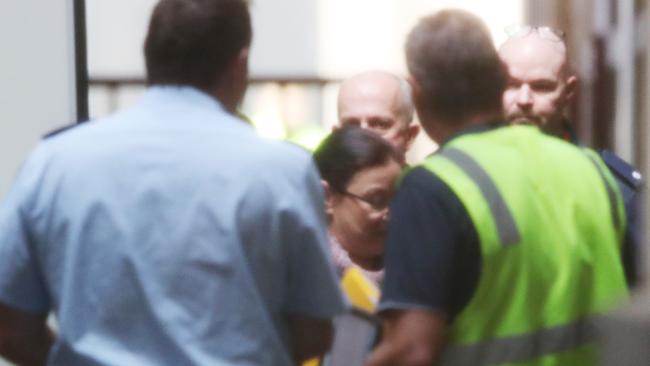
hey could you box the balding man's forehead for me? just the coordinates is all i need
[340,73,401,97]
[338,85,401,118]
[499,34,567,63]
[342,70,401,86]
[338,71,415,124]
[499,35,567,77]
[339,77,403,109]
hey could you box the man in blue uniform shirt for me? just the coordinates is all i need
[499,27,642,286]
[0,1,345,365]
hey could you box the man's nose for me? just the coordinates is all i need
[515,85,533,107]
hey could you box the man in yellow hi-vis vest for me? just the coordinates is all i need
[366,9,629,366]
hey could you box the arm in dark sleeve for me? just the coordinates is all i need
[620,184,640,288]
[378,167,480,320]
[600,150,642,288]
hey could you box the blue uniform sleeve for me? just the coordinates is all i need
[0,155,51,313]
[378,167,480,320]
[283,160,347,317]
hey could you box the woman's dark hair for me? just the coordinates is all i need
[313,126,403,193]
[144,0,251,92]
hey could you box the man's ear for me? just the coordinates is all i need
[405,122,420,149]
[563,75,577,103]
[407,75,421,104]
[218,47,250,113]
[231,47,249,89]
[405,76,425,149]
[407,75,425,118]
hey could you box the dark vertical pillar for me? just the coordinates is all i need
[74,0,89,123]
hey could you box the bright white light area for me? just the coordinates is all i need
[85,0,525,161]
[86,0,157,77]
[317,0,525,77]
[0,1,78,199]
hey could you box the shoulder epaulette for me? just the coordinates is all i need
[42,123,81,140]
[600,150,643,190]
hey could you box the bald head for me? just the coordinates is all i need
[499,32,576,137]
[337,71,418,153]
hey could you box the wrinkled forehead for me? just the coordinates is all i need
[499,35,568,79]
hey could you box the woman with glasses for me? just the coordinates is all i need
[313,125,404,285]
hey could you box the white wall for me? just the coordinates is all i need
[249,0,320,76]
[0,5,78,364]
[86,0,524,81]
[85,0,523,164]
[86,0,321,78]
[317,0,524,77]
[86,0,156,77]
[0,2,78,199]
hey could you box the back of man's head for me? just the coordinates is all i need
[144,0,251,93]
[406,10,506,128]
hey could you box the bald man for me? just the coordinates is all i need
[337,71,419,154]
[499,28,576,137]
[499,27,641,287]
[499,28,576,138]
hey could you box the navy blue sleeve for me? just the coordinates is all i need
[618,181,640,288]
[378,167,480,320]
[601,150,643,288]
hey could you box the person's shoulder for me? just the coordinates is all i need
[600,150,643,191]
[401,165,444,188]
[41,114,121,143]
[235,136,315,181]
[33,121,91,160]
[42,122,84,140]
[39,118,113,153]
[256,137,313,162]
[399,165,463,205]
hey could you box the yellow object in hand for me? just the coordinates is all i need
[341,267,380,313]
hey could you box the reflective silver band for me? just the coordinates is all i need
[439,148,521,246]
[443,316,598,365]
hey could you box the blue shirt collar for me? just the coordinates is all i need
[141,85,226,113]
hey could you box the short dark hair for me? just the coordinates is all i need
[313,126,403,193]
[406,9,506,122]
[144,0,251,92]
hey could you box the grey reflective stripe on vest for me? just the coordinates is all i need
[584,154,622,233]
[442,316,599,365]
[439,148,521,246]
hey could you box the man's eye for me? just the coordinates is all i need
[531,81,557,93]
[342,119,360,126]
[367,195,390,209]
[507,79,521,88]
[369,119,392,130]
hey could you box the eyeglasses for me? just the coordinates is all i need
[504,24,565,42]
[341,191,391,211]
